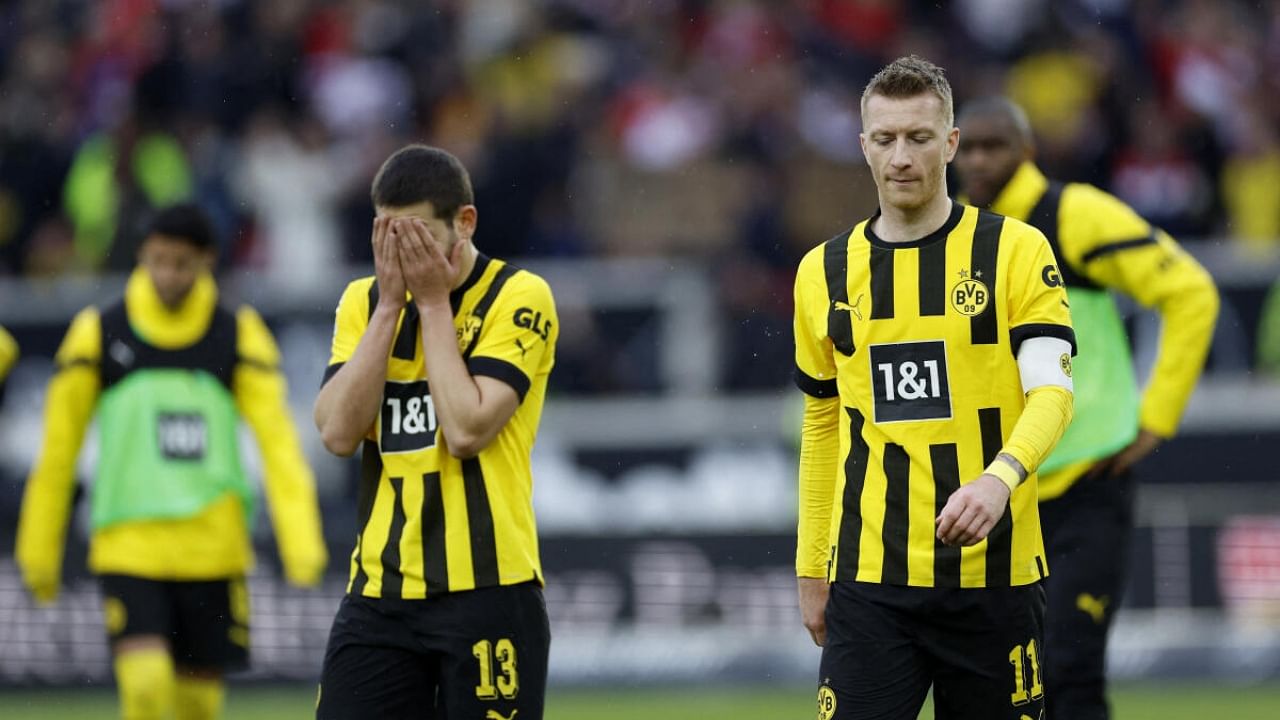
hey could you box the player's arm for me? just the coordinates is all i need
[1069,188,1219,469]
[938,228,1075,546]
[16,308,102,603]
[792,248,840,646]
[0,323,17,383]
[234,306,328,587]
[314,218,402,457]
[398,219,555,458]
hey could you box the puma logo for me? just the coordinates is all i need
[486,710,517,720]
[1076,593,1110,624]
[834,293,865,321]
[515,337,529,360]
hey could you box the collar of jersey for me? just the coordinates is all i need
[124,267,218,349]
[989,161,1049,222]
[863,201,964,249]
[449,252,491,313]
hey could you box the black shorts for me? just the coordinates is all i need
[317,582,550,720]
[98,574,250,672]
[819,581,1046,720]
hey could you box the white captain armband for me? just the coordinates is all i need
[1016,336,1074,394]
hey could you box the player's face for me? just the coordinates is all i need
[955,113,1029,208]
[376,201,465,252]
[138,235,214,309]
[860,93,959,213]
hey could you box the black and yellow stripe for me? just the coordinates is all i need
[331,253,554,599]
[798,202,1064,588]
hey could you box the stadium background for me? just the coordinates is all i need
[0,0,1279,717]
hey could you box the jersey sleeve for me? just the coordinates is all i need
[1005,223,1076,356]
[793,246,838,398]
[17,307,103,602]
[1057,183,1153,275]
[1061,186,1219,437]
[324,278,373,385]
[466,271,557,402]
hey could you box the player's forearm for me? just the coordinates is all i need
[17,370,97,573]
[417,299,502,458]
[314,304,399,456]
[993,385,1074,490]
[1140,273,1218,437]
[797,395,840,577]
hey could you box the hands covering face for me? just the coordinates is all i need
[371,216,467,309]
[392,217,466,307]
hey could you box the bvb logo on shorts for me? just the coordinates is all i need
[951,276,989,316]
[817,683,837,720]
[1059,352,1072,378]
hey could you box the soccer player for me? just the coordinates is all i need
[15,203,328,720]
[955,97,1219,720]
[794,56,1075,720]
[313,145,557,720]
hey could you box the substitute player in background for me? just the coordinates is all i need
[16,204,328,720]
[956,97,1219,720]
[313,145,557,719]
[794,56,1075,719]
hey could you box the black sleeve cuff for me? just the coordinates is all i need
[468,357,532,402]
[794,366,838,398]
[1010,324,1077,357]
[321,362,345,388]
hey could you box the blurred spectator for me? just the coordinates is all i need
[62,108,192,271]
[232,109,348,289]
[1109,100,1213,237]
[1220,105,1280,252]
[0,0,1277,387]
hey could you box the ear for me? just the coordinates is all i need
[944,126,960,163]
[200,248,217,272]
[858,133,868,164]
[453,205,478,240]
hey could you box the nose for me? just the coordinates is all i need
[890,139,912,168]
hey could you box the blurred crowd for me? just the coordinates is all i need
[0,0,1278,389]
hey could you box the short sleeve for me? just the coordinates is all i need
[324,278,372,385]
[793,247,838,398]
[466,272,557,402]
[1005,223,1076,356]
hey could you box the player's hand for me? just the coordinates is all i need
[372,217,406,312]
[282,550,328,589]
[797,576,830,647]
[396,218,464,309]
[20,563,60,605]
[936,474,1011,546]
[1086,428,1162,479]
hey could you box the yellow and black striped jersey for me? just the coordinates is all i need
[794,202,1073,588]
[324,254,557,599]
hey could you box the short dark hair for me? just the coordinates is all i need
[957,96,1034,146]
[862,55,954,126]
[371,144,475,219]
[146,203,216,250]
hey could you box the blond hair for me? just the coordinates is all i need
[861,55,954,127]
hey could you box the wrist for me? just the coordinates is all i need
[984,453,1026,493]
[414,295,452,315]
